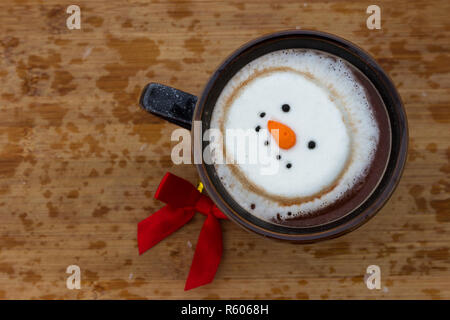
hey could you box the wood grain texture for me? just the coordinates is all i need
[0,0,449,299]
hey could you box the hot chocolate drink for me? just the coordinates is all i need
[210,49,387,225]
[140,30,405,239]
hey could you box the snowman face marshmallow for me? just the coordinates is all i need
[223,69,352,199]
[210,49,380,221]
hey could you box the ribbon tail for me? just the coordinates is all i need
[138,206,195,255]
[184,214,223,291]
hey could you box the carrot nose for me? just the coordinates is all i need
[267,120,296,150]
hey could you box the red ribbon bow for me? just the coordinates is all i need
[137,172,228,290]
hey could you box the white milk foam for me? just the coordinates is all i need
[210,49,379,222]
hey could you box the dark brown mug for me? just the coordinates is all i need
[139,30,408,243]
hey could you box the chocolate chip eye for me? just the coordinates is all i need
[276,155,281,160]
[286,163,292,169]
[259,112,266,118]
[282,104,290,112]
[264,140,269,146]
[308,141,316,149]
[255,125,261,132]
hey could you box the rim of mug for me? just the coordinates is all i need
[192,29,408,242]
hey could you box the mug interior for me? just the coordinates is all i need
[194,30,407,242]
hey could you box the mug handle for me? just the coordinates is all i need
[139,83,198,130]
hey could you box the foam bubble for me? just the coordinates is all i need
[210,49,380,222]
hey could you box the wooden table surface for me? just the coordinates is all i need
[0,0,449,300]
